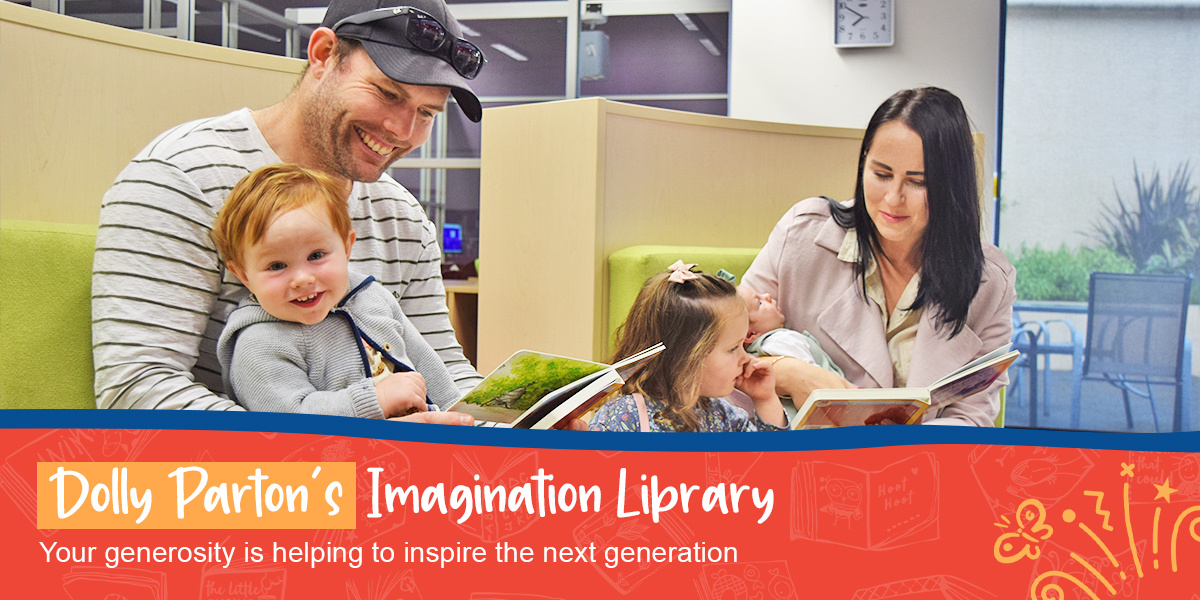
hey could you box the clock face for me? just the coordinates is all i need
[835,0,894,47]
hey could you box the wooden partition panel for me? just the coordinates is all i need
[0,3,302,225]
[600,110,866,249]
[477,98,865,371]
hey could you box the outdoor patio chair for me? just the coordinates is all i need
[1077,272,1193,432]
[1009,310,1084,428]
[1009,318,1039,420]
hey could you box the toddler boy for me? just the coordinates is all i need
[212,164,460,418]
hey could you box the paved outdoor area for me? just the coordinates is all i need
[1003,369,1199,432]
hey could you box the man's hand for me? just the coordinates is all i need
[375,372,427,418]
[554,418,590,431]
[769,357,855,402]
[388,411,475,426]
[387,412,582,428]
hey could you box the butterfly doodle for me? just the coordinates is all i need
[994,498,1055,563]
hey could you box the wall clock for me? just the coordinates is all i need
[835,0,894,48]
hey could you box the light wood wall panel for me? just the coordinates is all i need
[477,99,608,371]
[0,3,302,225]
[477,98,865,371]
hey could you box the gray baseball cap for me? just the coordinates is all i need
[322,0,483,122]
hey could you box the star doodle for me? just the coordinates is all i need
[1153,478,1177,502]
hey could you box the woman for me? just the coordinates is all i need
[742,87,1015,426]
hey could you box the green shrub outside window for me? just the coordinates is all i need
[1008,162,1199,305]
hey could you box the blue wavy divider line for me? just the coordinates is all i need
[1,409,1197,453]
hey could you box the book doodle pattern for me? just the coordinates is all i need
[345,569,421,600]
[694,561,797,600]
[573,499,694,595]
[790,452,939,550]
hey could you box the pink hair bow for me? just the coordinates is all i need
[667,260,699,283]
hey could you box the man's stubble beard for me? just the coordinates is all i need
[299,73,398,184]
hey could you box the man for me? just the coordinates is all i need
[92,0,484,425]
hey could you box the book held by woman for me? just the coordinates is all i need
[791,345,1019,429]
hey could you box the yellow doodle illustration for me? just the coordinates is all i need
[993,460,1200,600]
[1154,479,1178,502]
[1170,505,1200,572]
[1082,490,1114,531]
[994,498,1054,563]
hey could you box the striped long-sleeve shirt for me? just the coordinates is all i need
[92,108,482,410]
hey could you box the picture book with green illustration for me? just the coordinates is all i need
[452,343,665,429]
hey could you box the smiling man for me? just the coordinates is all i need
[91,0,485,422]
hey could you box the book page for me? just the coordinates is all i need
[525,376,623,429]
[529,344,664,429]
[928,352,1018,408]
[612,342,666,380]
[796,398,927,429]
[930,344,1014,388]
[454,351,607,424]
[513,371,614,429]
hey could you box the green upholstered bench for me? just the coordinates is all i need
[0,220,98,409]
[607,244,760,348]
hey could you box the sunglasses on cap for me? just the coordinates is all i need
[332,6,486,80]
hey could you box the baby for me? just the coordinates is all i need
[737,285,844,377]
[212,164,460,418]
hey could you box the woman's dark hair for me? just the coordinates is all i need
[830,86,984,338]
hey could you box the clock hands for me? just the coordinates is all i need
[842,5,867,26]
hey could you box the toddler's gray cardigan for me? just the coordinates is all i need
[216,271,462,417]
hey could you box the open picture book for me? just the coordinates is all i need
[791,345,1020,429]
[450,343,666,429]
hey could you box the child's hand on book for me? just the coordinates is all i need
[375,371,428,418]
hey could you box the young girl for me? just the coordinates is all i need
[589,261,789,432]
